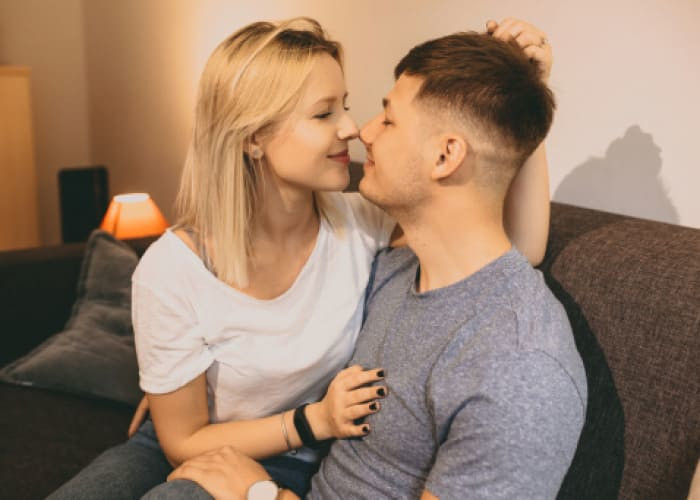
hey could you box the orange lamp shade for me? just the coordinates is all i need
[100,193,168,239]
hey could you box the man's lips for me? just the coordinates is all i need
[327,150,350,163]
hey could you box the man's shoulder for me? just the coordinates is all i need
[441,259,587,408]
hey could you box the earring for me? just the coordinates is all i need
[251,149,263,160]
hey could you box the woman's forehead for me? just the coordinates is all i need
[299,54,346,106]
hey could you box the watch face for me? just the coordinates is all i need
[247,479,279,500]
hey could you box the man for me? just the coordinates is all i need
[168,19,586,499]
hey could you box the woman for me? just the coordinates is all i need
[50,16,551,500]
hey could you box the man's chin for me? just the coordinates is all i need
[358,179,386,208]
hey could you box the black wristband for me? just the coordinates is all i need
[293,403,326,450]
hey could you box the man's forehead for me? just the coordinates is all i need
[384,73,423,111]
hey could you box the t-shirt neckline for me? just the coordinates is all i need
[165,217,328,305]
[409,247,522,299]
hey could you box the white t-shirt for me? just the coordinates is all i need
[132,192,394,427]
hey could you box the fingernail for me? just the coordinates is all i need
[362,425,370,434]
[377,388,386,397]
[377,370,385,378]
[369,402,377,411]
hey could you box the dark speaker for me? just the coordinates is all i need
[58,166,109,243]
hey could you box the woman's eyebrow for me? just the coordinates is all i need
[311,92,349,107]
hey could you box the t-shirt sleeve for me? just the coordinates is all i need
[340,192,396,252]
[425,351,585,499]
[132,279,214,394]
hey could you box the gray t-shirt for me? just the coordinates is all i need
[310,247,587,499]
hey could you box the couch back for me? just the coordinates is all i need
[542,203,700,499]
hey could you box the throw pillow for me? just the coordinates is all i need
[0,229,142,406]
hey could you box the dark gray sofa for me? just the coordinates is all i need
[0,202,698,499]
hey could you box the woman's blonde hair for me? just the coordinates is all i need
[175,17,344,288]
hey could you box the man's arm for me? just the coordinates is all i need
[168,446,301,499]
[168,447,439,499]
[424,350,584,499]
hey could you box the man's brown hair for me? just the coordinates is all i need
[394,32,555,170]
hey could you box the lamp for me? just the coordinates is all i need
[100,193,168,239]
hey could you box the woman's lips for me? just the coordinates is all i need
[327,150,350,164]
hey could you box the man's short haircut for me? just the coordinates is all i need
[394,32,555,172]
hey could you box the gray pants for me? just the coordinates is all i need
[48,420,318,499]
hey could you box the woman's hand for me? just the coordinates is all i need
[127,395,150,438]
[487,18,553,83]
[306,365,386,440]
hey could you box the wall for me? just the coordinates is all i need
[81,0,700,229]
[3,0,699,244]
[0,0,92,245]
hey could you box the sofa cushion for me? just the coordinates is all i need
[0,230,141,406]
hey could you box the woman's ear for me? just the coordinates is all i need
[431,136,468,180]
[247,135,264,160]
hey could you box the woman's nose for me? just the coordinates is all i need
[338,111,359,140]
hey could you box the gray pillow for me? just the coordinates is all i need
[0,230,142,406]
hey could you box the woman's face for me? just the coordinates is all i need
[261,53,359,192]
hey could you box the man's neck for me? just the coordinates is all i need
[398,196,512,293]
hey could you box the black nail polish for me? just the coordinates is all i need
[369,402,377,411]
[377,388,386,397]
[362,425,370,434]
[377,370,385,378]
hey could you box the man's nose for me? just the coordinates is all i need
[359,114,381,147]
[337,112,359,140]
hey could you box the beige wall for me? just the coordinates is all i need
[0,0,92,245]
[2,0,699,244]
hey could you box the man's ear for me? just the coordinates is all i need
[430,136,468,181]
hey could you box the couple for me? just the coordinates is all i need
[51,16,586,500]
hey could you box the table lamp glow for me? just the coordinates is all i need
[99,193,168,239]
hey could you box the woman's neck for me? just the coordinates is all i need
[252,173,320,246]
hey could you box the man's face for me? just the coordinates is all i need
[358,73,432,213]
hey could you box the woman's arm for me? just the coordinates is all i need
[149,366,386,467]
[488,18,553,266]
[503,142,550,266]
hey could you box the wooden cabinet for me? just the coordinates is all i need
[0,66,40,250]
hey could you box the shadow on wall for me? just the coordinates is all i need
[553,126,679,225]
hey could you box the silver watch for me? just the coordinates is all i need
[247,479,280,500]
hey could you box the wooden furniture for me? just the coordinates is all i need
[0,66,40,250]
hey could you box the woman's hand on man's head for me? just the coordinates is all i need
[486,18,553,83]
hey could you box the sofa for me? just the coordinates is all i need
[1,201,698,500]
